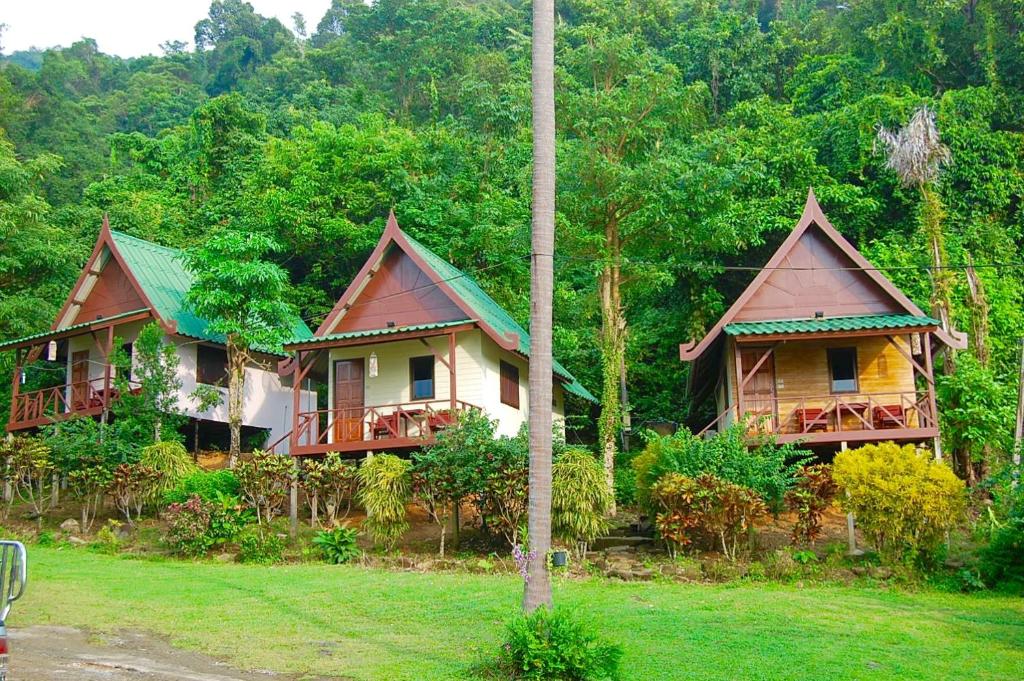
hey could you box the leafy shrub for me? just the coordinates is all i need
[979,518,1024,592]
[637,424,806,511]
[833,442,965,565]
[301,453,358,526]
[1,435,54,517]
[68,465,114,532]
[552,449,613,555]
[163,469,240,505]
[36,530,56,547]
[93,519,123,555]
[651,473,766,561]
[612,449,637,507]
[239,527,285,564]
[235,451,294,525]
[312,526,360,564]
[208,492,254,542]
[108,463,162,523]
[165,495,216,557]
[785,464,838,545]
[140,441,197,499]
[357,454,412,550]
[496,607,622,680]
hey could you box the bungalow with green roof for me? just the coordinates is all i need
[679,189,967,454]
[279,212,596,457]
[2,218,314,453]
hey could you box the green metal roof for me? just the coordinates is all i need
[724,314,940,336]
[0,308,150,352]
[285,320,473,347]
[401,233,597,403]
[110,231,313,354]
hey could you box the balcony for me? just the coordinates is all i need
[8,375,141,431]
[701,390,938,446]
[284,399,480,456]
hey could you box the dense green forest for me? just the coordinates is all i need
[2,0,1022,477]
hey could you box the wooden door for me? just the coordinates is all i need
[739,347,777,432]
[333,359,365,443]
[70,350,90,409]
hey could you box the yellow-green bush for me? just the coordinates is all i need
[357,453,411,550]
[833,442,965,564]
[552,448,612,555]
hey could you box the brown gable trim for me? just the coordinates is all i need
[316,210,518,351]
[52,216,178,336]
[680,188,964,362]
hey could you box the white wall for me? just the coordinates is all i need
[64,326,312,453]
[175,339,314,453]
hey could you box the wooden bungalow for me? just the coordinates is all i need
[278,212,596,457]
[679,189,967,453]
[1,219,314,452]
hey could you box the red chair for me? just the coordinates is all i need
[797,408,829,433]
[872,405,904,429]
[372,413,400,439]
[427,410,455,432]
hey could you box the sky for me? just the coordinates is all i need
[1,1,333,57]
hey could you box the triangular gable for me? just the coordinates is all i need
[681,188,963,361]
[318,211,518,351]
[53,216,169,333]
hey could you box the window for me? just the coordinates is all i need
[827,347,858,393]
[500,360,520,408]
[410,356,434,400]
[197,345,228,386]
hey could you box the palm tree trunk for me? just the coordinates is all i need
[524,0,555,614]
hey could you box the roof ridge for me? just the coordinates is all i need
[109,229,186,257]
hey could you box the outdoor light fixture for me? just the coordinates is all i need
[386,321,396,328]
[369,351,379,378]
[19,370,25,385]
[46,340,57,362]
[814,311,824,318]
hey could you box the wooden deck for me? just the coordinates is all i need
[284,399,480,456]
[7,374,140,431]
[700,389,939,447]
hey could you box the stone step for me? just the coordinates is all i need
[591,535,655,551]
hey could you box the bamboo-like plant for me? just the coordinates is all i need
[357,454,412,551]
[551,449,613,558]
[140,441,197,501]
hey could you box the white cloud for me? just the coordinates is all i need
[1,1,332,58]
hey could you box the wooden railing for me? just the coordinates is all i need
[698,390,935,439]
[9,375,141,429]
[292,399,480,450]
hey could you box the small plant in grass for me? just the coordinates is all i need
[785,464,838,545]
[979,517,1024,592]
[495,607,622,680]
[93,519,124,554]
[239,527,285,564]
[312,526,360,564]
[357,454,411,550]
[551,449,613,558]
[235,450,293,525]
[833,442,965,566]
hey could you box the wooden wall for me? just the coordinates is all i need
[728,334,920,432]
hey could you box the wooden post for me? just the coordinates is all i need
[289,467,298,538]
[3,432,12,503]
[841,441,859,555]
[9,348,22,428]
[448,332,457,412]
[100,325,115,424]
[290,351,303,454]
[733,346,745,430]
[922,333,942,461]
[1013,339,1024,489]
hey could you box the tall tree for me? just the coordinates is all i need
[875,107,954,362]
[524,0,555,613]
[181,229,296,466]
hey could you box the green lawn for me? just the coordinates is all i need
[14,547,1024,680]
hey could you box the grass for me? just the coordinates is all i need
[14,546,1024,680]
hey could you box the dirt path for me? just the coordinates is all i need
[9,625,311,681]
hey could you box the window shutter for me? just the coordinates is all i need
[500,360,520,408]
